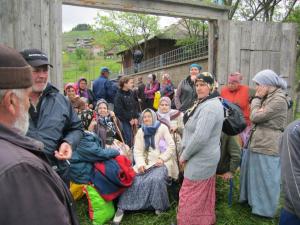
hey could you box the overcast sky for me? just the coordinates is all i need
[62,5,179,32]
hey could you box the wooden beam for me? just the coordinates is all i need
[62,0,229,20]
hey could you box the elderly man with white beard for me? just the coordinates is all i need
[0,44,79,225]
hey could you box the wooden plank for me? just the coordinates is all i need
[0,0,15,47]
[49,0,63,90]
[268,23,281,52]
[208,20,217,76]
[41,0,50,54]
[216,19,229,86]
[280,23,297,89]
[228,21,241,75]
[269,52,280,74]
[240,50,251,85]
[240,21,252,50]
[63,0,229,20]
[250,22,265,50]
[262,51,271,70]
[249,51,263,86]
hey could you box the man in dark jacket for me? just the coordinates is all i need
[279,120,300,224]
[0,44,79,225]
[20,48,83,183]
[93,66,118,109]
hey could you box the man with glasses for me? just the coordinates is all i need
[20,49,83,184]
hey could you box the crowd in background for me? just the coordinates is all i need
[0,44,299,225]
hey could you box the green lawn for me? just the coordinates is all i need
[74,175,280,225]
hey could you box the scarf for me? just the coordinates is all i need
[97,115,116,137]
[142,120,161,151]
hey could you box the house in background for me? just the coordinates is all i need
[117,20,207,74]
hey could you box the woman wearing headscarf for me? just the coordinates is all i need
[113,109,177,224]
[239,69,288,218]
[76,77,96,109]
[177,72,224,225]
[157,96,184,155]
[89,99,122,147]
[160,73,175,99]
[174,63,202,112]
[65,83,86,114]
[144,73,160,110]
[220,72,255,146]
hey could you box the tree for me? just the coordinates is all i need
[175,19,208,46]
[72,23,92,31]
[94,12,159,58]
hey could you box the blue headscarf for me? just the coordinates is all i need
[141,109,161,151]
[189,63,202,71]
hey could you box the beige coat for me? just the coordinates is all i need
[250,88,288,156]
[133,123,179,179]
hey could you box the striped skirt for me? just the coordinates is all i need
[177,176,216,225]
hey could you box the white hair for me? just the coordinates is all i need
[0,89,27,102]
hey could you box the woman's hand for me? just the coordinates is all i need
[179,159,186,170]
[109,111,115,118]
[255,86,268,98]
[155,158,164,167]
[138,166,145,174]
[219,172,233,181]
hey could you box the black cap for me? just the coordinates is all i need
[20,49,53,68]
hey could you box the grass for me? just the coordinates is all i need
[62,52,121,84]
[74,175,280,225]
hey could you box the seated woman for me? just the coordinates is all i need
[89,99,130,158]
[157,96,184,155]
[113,109,178,224]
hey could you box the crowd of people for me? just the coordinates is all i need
[0,43,299,225]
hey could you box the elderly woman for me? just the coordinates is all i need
[113,109,178,224]
[160,73,175,99]
[177,73,224,225]
[221,72,255,146]
[144,74,160,110]
[239,69,288,218]
[157,96,184,155]
[174,63,202,112]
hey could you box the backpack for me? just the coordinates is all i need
[219,97,247,136]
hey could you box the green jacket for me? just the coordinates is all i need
[217,133,241,174]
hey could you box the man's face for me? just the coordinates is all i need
[13,88,31,135]
[31,65,49,93]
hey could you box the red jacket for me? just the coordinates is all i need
[221,85,251,126]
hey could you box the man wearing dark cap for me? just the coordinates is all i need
[0,44,79,225]
[93,66,118,109]
[20,48,83,183]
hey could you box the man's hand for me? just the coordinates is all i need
[54,142,72,160]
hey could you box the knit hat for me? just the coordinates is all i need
[0,44,32,89]
[189,63,202,71]
[228,72,242,83]
[19,49,53,68]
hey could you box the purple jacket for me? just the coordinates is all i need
[144,81,160,99]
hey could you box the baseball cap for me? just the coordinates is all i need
[20,49,53,68]
[100,67,110,73]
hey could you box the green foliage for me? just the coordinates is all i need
[72,24,92,31]
[75,48,87,60]
[94,12,160,52]
[75,176,280,225]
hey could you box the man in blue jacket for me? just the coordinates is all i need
[93,66,118,109]
[20,49,83,184]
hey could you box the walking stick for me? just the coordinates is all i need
[173,131,183,184]
[111,116,125,144]
[228,178,233,208]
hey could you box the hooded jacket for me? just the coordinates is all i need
[0,124,79,225]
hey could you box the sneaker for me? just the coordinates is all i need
[112,208,124,224]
